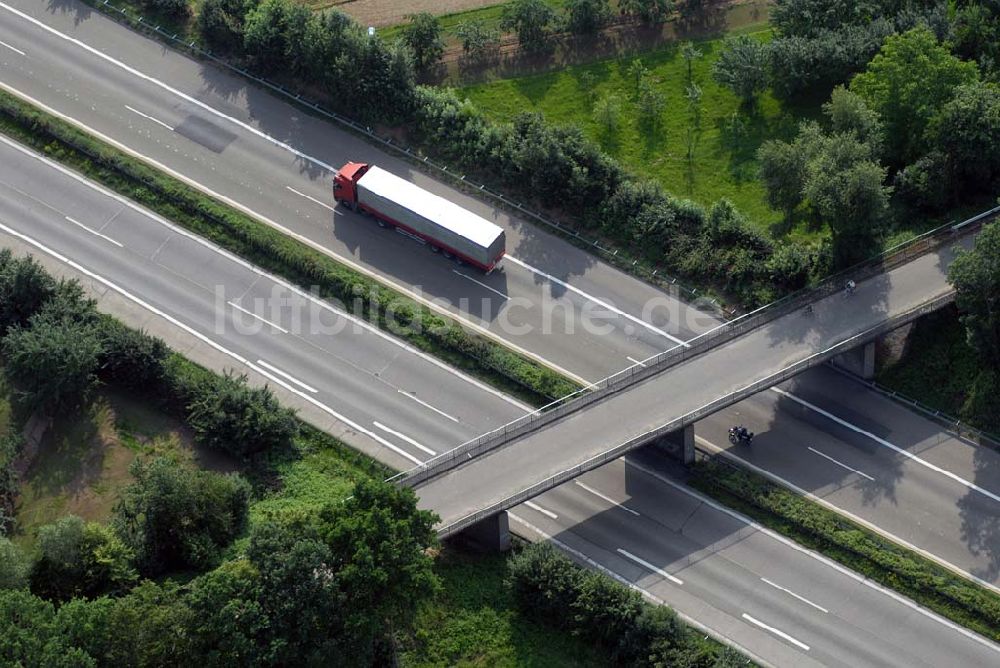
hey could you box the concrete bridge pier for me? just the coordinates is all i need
[647,424,695,465]
[831,340,876,380]
[456,511,512,552]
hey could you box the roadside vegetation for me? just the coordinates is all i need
[79,0,1000,308]
[0,254,743,666]
[0,90,578,406]
[690,458,1000,643]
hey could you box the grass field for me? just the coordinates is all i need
[400,547,606,668]
[12,390,237,547]
[458,28,825,238]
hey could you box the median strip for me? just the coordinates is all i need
[689,456,1000,643]
[0,86,580,407]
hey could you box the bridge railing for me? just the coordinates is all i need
[397,204,1000,488]
[435,291,956,536]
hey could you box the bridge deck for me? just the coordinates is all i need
[416,235,973,534]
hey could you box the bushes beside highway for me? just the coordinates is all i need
[508,542,742,667]
[0,250,298,461]
[691,458,1000,642]
[0,87,578,405]
[183,0,798,305]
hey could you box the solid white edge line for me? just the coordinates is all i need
[0,132,533,415]
[64,216,123,247]
[372,421,436,456]
[507,513,778,668]
[626,356,646,367]
[124,104,173,131]
[227,300,289,334]
[0,38,25,56]
[285,185,337,213]
[505,254,689,347]
[773,387,1000,504]
[760,578,829,614]
[573,479,640,516]
[616,548,684,586]
[255,359,318,394]
[0,219,425,467]
[0,2,338,171]
[0,87,578,401]
[0,4,590,390]
[451,269,509,300]
[523,500,557,519]
[807,446,876,482]
[397,389,460,423]
[695,434,1000,597]
[741,613,810,652]
[624,457,1000,654]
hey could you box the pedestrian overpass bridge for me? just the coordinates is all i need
[401,209,997,539]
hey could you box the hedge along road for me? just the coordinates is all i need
[0,132,530,469]
[5,140,1000,668]
[0,0,714,387]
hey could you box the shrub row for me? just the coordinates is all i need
[0,250,298,462]
[507,542,745,667]
[690,458,1000,642]
[0,88,578,405]
[146,0,808,306]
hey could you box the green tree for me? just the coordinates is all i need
[0,537,30,590]
[949,221,1000,429]
[927,83,1000,197]
[822,85,883,151]
[757,138,808,221]
[0,588,95,666]
[620,0,673,24]
[400,12,445,70]
[2,306,102,414]
[501,0,558,52]
[242,0,313,76]
[628,58,648,93]
[637,77,666,127]
[681,40,702,85]
[803,132,890,267]
[145,0,188,18]
[187,371,298,458]
[593,93,622,133]
[565,0,612,35]
[198,0,256,54]
[850,27,979,165]
[97,319,169,393]
[949,221,1000,368]
[712,34,770,107]
[31,517,136,602]
[0,250,56,334]
[113,457,250,576]
[455,20,500,63]
[951,2,1000,70]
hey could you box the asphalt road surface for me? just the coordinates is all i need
[415,237,970,529]
[2,0,996,592]
[2,121,998,668]
[0,0,716,385]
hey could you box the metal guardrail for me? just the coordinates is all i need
[399,204,999,488]
[435,291,956,537]
[86,0,712,307]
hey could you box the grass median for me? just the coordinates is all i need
[0,88,580,407]
[689,457,1000,643]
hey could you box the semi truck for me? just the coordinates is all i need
[333,162,506,272]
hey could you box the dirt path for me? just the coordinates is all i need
[330,0,500,27]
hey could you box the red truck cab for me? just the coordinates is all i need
[332,161,369,209]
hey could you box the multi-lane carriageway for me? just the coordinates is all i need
[4,130,999,668]
[1,1,999,664]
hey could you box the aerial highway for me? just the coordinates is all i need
[3,134,999,668]
[413,230,972,531]
[1,2,999,663]
[0,0,710,385]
